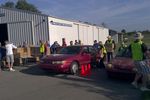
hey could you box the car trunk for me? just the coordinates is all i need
[112,57,134,70]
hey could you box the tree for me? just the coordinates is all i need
[16,0,41,13]
[121,29,126,34]
[101,22,107,28]
[1,0,41,13]
[1,1,15,8]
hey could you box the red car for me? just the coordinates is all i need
[38,45,98,74]
[106,48,150,80]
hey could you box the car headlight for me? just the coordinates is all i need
[52,61,66,64]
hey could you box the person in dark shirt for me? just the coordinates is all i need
[50,41,60,54]
[0,43,6,70]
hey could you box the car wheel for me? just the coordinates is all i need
[70,62,79,75]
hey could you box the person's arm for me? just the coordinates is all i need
[12,44,17,49]
[142,43,148,53]
[112,40,116,50]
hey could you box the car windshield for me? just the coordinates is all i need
[57,46,81,54]
[116,48,131,58]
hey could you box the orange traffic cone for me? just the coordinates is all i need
[87,64,91,71]
[80,65,85,76]
[86,64,91,76]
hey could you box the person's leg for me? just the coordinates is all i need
[110,52,114,61]
[140,74,150,91]
[100,57,105,68]
[132,61,142,88]
[133,73,142,82]
[9,55,15,71]
[107,52,110,63]
[6,55,10,69]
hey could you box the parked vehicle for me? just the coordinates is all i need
[105,48,150,80]
[38,45,98,74]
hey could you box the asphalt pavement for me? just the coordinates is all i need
[0,65,142,100]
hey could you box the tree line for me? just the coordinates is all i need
[1,0,41,13]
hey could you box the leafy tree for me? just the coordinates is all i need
[1,0,41,13]
[16,0,41,13]
[121,29,126,34]
[101,22,107,28]
[1,1,15,8]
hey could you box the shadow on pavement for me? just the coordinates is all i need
[20,66,142,100]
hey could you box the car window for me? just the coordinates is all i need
[89,46,97,54]
[82,47,88,53]
[57,46,81,54]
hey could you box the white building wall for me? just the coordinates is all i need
[93,26,99,42]
[48,17,78,45]
[48,17,109,46]
[100,28,109,44]
[88,25,94,45]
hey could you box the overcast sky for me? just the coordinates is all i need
[1,0,150,32]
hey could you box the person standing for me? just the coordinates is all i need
[129,32,149,91]
[5,41,17,71]
[118,42,128,52]
[44,41,50,56]
[50,41,60,54]
[74,40,78,45]
[104,35,116,63]
[97,41,107,68]
[62,38,67,47]
[70,41,73,46]
[39,40,45,58]
[93,40,99,50]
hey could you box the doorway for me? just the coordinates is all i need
[0,23,8,46]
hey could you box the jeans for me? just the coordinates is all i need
[107,52,113,62]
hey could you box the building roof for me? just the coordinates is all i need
[0,7,107,29]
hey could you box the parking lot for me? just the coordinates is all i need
[0,65,142,100]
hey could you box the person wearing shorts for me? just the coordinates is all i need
[5,41,17,71]
[129,32,149,91]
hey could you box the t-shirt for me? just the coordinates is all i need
[5,43,17,55]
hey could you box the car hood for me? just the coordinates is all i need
[42,54,76,61]
[112,57,134,70]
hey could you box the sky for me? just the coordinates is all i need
[0,0,150,32]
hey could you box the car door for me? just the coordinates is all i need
[88,46,97,66]
[78,46,91,65]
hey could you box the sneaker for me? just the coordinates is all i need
[9,68,15,72]
[131,82,138,88]
[140,87,150,91]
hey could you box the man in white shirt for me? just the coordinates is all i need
[5,41,17,71]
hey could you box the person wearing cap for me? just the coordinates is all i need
[104,35,116,63]
[129,32,149,91]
